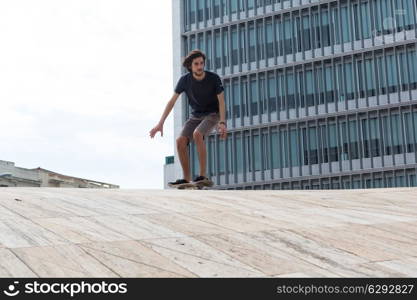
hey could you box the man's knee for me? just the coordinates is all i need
[176,136,189,149]
[193,130,204,142]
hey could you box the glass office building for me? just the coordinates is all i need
[169,0,417,190]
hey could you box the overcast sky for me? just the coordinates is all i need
[0,1,175,189]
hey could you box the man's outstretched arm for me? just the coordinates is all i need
[217,91,227,139]
[149,93,180,138]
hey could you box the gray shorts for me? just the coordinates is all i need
[180,112,220,144]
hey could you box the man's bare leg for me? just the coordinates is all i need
[193,130,207,177]
[176,136,191,182]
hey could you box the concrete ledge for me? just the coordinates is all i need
[0,187,416,277]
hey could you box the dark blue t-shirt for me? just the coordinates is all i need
[174,71,224,117]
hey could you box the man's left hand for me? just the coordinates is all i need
[217,123,227,139]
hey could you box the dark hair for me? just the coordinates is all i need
[182,49,206,72]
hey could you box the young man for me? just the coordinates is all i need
[149,49,227,187]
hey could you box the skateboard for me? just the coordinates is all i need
[169,180,214,190]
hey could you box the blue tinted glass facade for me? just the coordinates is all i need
[177,0,417,190]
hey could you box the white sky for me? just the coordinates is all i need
[0,0,175,189]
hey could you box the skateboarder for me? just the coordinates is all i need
[149,49,227,188]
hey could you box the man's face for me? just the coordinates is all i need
[191,56,205,75]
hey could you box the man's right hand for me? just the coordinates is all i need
[149,123,163,138]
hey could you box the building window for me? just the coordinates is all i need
[324,65,334,103]
[410,174,417,187]
[266,19,274,58]
[190,0,196,24]
[231,0,238,14]
[360,1,371,39]
[401,0,416,30]
[232,79,240,118]
[322,10,331,47]
[283,18,292,54]
[223,28,229,67]
[349,120,360,160]
[225,81,232,120]
[341,6,351,43]
[305,70,314,107]
[208,136,216,176]
[242,78,249,117]
[214,0,220,18]
[336,63,345,102]
[268,73,277,112]
[399,51,409,91]
[205,0,211,20]
[312,11,321,49]
[369,118,380,157]
[345,62,355,100]
[391,114,404,155]
[215,30,221,69]
[329,123,338,162]
[362,119,370,158]
[231,27,238,65]
[206,31,212,69]
[309,127,318,165]
[277,71,285,111]
[190,35,196,51]
[282,129,289,168]
[249,22,256,62]
[219,139,226,175]
[198,33,205,52]
[302,15,311,51]
[382,115,392,155]
[254,135,261,171]
[395,175,405,187]
[290,129,299,167]
[287,72,295,109]
[245,134,252,172]
[260,73,266,114]
[408,50,417,89]
[227,136,233,175]
[357,59,366,99]
[340,121,349,161]
[197,0,204,22]
[236,134,243,173]
[262,131,270,170]
[386,54,399,93]
[275,16,283,57]
[240,24,247,63]
[271,130,280,168]
[250,76,258,116]
[248,0,254,10]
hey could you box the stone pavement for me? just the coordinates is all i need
[0,187,416,277]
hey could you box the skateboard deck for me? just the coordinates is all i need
[170,180,214,190]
